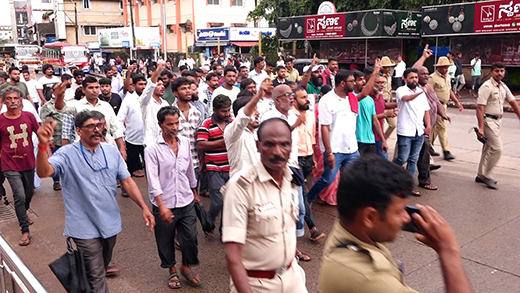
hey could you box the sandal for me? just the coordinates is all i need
[53,182,62,191]
[27,215,34,226]
[295,249,311,261]
[182,270,202,287]
[168,273,182,289]
[419,184,438,191]
[310,229,326,242]
[411,190,421,197]
[19,233,31,246]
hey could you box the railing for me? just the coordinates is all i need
[0,235,47,293]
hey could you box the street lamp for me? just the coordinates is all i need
[69,0,79,44]
[161,1,176,60]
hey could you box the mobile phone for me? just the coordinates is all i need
[402,206,422,234]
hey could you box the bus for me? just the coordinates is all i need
[41,42,90,75]
[0,44,41,72]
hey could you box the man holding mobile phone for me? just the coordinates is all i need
[319,156,472,293]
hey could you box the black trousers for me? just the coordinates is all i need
[207,171,229,234]
[5,170,34,234]
[417,136,431,186]
[153,201,199,268]
[298,155,317,230]
[126,141,144,174]
[358,143,377,156]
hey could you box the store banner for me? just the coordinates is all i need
[344,11,383,38]
[422,3,476,36]
[196,28,229,41]
[320,39,401,63]
[305,13,346,39]
[396,11,421,37]
[229,27,276,41]
[99,27,160,48]
[279,17,306,40]
[474,0,520,33]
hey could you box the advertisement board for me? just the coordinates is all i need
[305,13,346,39]
[344,11,383,38]
[397,11,421,37]
[421,3,476,36]
[99,27,161,48]
[278,17,306,40]
[229,27,276,41]
[474,0,520,33]
[320,39,401,63]
[196,28,229,41]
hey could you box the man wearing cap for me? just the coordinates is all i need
[427,53,463,161]
[301,56,324,96]
[381,56,397,138]
[476,62,520,189]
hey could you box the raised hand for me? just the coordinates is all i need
[423,44,433,59]
[37,118,57,146]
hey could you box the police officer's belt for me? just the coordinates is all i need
[485,114,502,120]
[246,262,292,279]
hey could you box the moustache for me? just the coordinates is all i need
[91,134,102,139]
[269,156,286,163]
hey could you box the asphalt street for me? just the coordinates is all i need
[0,108,520,292]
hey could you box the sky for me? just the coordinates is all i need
[0,0,14,27]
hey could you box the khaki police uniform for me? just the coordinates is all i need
[429,71,452,152]
[383,72,397,137]
[477,78,515,178]
[222,162,306,293]
[319,221,418,293]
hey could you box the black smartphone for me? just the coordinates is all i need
[402,206,422,234]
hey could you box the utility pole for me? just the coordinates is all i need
[9,0,18,44]
[74,1,78,44]
[129,0,137,55]
[161,0,167,60]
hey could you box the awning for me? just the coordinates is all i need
[195,41,229,47]
[231,41,258,47]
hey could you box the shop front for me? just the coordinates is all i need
[195,28,230,56]
[196,27,277,56]
[228,27,277,54]
[279,10,422,68]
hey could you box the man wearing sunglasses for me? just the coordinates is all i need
[36,110,155,293]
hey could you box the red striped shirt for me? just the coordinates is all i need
[197,116,233,172]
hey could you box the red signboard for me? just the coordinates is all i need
[474,0,520,33]
[305,13,346,39]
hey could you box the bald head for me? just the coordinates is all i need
[418,66,430,86]
[272,84,292,99]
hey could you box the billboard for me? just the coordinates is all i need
[278,17,306,40]
[98,27,161,48]
[344,11,383,38]
[196,28,229,41]
[305,13,346,39]
[229,27,276,41]
[474,0,520,34]
[397,11,421,37]
[422,3,476,36]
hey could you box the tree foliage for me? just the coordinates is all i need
[248,0,473,25]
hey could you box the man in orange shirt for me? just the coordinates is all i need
[293,86,326,242]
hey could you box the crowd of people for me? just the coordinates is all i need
[0,43,518,293]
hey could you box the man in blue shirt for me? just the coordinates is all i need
[36,101,154,293]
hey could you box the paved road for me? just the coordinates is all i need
[1,108,520,292]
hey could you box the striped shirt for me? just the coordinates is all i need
[197,116,233,172]
[173,101,202,169]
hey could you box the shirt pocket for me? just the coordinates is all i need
[252,204,281,236]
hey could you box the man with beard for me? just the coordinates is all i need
[1,67,34,106]
[98,78,123,115]
[285,57,301,82]
[239,78,257,95]
[173,77,202,174]
[369,74,398,159]
[248,57,268,91]
[21,70,40,109]
[265,60,276,80]
[301,56,324,96]
[145,106,202,289]
[237,66,249,85]
[322,57,338,88]
[272,66,288,87]
[199,72,218,114]
[140,63,169,147]
[212,66,240,104]
[37,64,60,104]
[197,95,232,238]
[293,87,326,242]
[161,70,176,105]
[351,70,389,156]
[393,68,431,197]
[190,82,207,121]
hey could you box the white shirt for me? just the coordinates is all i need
[261,108,299,163]
[36,76,61,101]
[318,90,358,154]
[140,81,169,146]
[202,59,211,71]
[186,58,196,69]
[117,92,144,145]
[224,108,259,178]
[394,61,407,78]
[178,59,186,68]
[249,69,269,91]
[257,97,275,120]
[212,85,240,105]
[22,79,39,103]
[395,85,431,137]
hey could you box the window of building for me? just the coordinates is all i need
[231,0,243,6]
[207,0,219,5]
[119,0,123,10]
[84,26,96,36]
[42,0,52,3]
[82,0,92,10]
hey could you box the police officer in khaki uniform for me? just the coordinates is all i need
[381,56,397,138]
[476,62,520,189]
[319,156,472,293]
[223,118,306,293]
[428,56,464,161]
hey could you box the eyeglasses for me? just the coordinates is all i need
[80,143,109,172]
[277,92,295,99]
[346,79,356,83]
[81,122,106,131]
